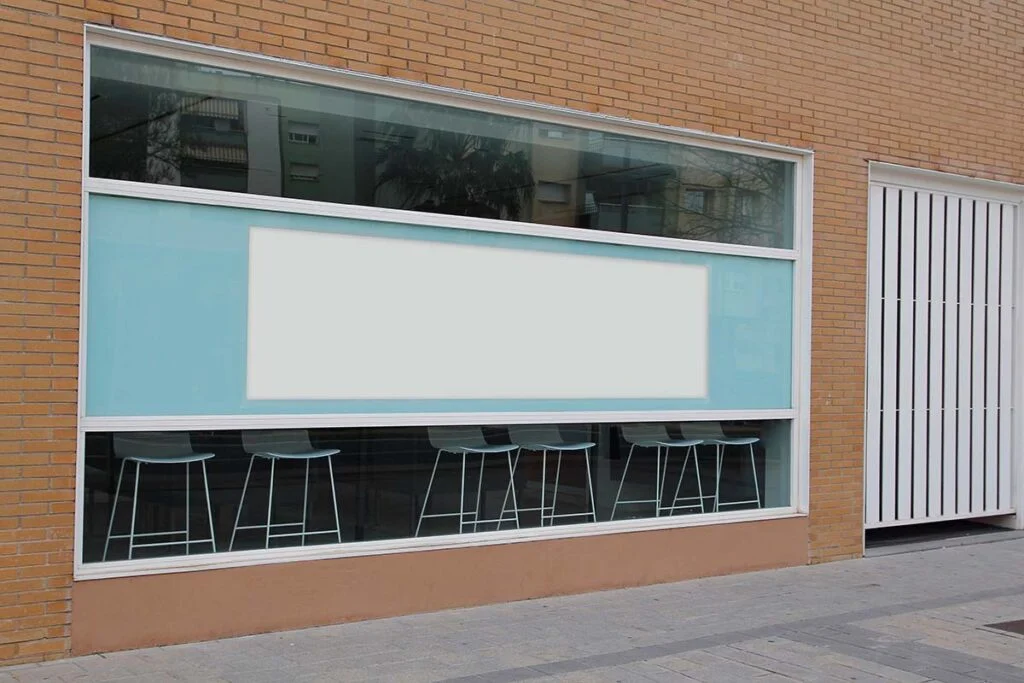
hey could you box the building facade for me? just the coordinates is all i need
[1,0,1022,665]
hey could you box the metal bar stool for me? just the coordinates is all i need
[680,422,761,512]
[415,426,519,536]
[104,432,216,561]
[611,424,705,519]
[500,424,597,527]
[230,430,341,550]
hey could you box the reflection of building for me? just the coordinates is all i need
[528,124,580,227]
[278,109,357,203]
[526,128,787,246]
[177,96,250,193]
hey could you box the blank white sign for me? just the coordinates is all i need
[247,227,708,401]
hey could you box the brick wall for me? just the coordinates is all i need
[1,0,1022,664]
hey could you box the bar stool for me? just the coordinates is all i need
[229,430,341,550]
[611,424,705,520]
[680,422,761,511]
[415,426,520,536]
[500,424,597,527]
[103,432,216,561]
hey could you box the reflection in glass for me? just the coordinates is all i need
[82,420,791,563]
[89,47,795,248]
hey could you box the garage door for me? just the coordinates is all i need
[865,166,1019,528]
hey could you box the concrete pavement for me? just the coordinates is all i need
[5,535,1024,682]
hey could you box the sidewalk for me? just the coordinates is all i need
[6,537,1024,682]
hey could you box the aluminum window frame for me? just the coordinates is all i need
[75,24,814,580]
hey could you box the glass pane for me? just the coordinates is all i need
[89,47,795,249]
[82,420,792,563]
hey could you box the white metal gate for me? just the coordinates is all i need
[865,169,1018,528]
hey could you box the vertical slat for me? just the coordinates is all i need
[998,203,1014,509]
[881,187,901,523]
[971,200,987,513]
[984,202,1000,511]
[912,192,930,519]
[927,194,945,517]
[956,198,974,515]
[897,189,916,520]
[864,185,884,526]
[942,195,960,516]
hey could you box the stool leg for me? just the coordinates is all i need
[504,450,520,530]
[416,450,443,537]
[611,444,636,521]
[584,448,597,523]
[301,459,310,546]
[714,445,723,513]
[654,446,662,517]
[694,446,705,513]
[550,450,563,526]
[540,449,547,525]
[327,454,341,543]
[103,458,128,561]
[230,454,256,551]
[497,449,521,531]
[750,444,761,508]
[265,458,276,549]
[201,460,216,552]
[474,452,486,532]
[185,461,191,556]
[670,447,690,515]
[459,451,467,533]
[128,461,141,560]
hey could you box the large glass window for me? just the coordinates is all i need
[82,420,791,563]
[89,47,795,249]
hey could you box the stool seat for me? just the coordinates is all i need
[517,440,595,452]
[251,448,340,460]
[440,443,518,455]
[629,437,702,449]
[702,437,759,446]
[123,451,216,465]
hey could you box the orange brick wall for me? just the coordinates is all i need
[2,0,1022,664]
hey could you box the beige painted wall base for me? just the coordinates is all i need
[72,517,808,655]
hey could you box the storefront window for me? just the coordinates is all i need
[89,47,795,249]
[81,40,806,571]
[83,420,791,562]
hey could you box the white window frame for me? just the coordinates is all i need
[76,25,814,581]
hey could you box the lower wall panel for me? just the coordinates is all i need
[71,516,808,654]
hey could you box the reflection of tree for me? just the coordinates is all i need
[90,84,217,185]
[664,149,790,247]
[373,112,534,220]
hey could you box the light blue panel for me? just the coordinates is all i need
[86,195,793,417]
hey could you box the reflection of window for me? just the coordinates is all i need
[536,181,571,203]
[737,190,761,218]
[287,122,319,145]
[683,189,708,214]
[289,163,320,182]
[538,127,570,140]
